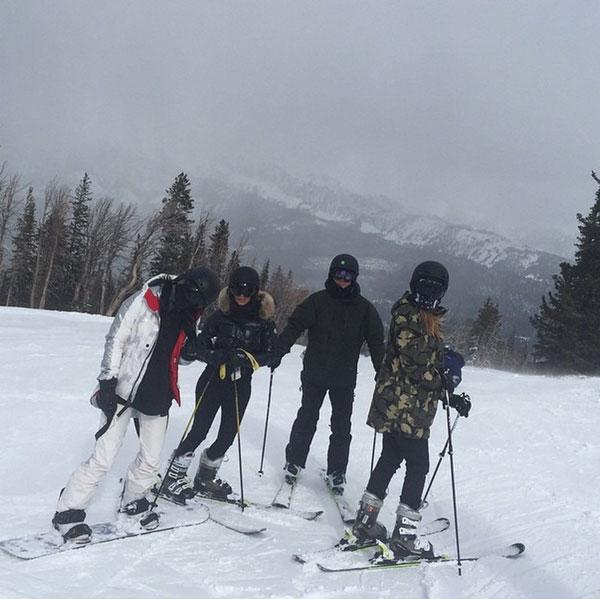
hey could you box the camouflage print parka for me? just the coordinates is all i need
[367,292,446,440]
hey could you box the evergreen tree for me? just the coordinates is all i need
[67,173,93,308]
[7,187,37,306]
[531,171,600,373]
[151,173,194,275]
[469,296,501,367]
[208,219,230,283]
[259,258,270,289]
[224,250,240,282]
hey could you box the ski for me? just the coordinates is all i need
[190,490,323,521]
[0,505,211,560]
[320,469,355,524]
[157,495,267,535]
[293,517,450,564]
[271,478,296,509]
[315,542,526,573]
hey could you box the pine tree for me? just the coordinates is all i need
[67,173,93,308]
[469,296,501,367]
[208,219,230,283]
[7,187,37,306]
[151,173,194,275]
[531,171,600,373]
[259,258,270,289]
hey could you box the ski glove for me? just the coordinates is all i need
[205,349,228,368]
[97,378,118,420]
[269,349,285,371]
[442,348,465,392]
[449,392,472,418]
[227,349,254,371]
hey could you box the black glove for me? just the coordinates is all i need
[181,337,201,362]
[205,349,228,368]
[97,378,118,419]
[270,350,284,371]
[227,349,253,371]
[449,393,472,418]
[442,348,465,392]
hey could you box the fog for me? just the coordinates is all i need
[2,1,599,255]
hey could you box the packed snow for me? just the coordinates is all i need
[1,306,599,598]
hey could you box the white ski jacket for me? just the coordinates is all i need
[94,275,199,407]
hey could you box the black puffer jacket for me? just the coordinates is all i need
[277,282,385,388]
[189,288,277,370]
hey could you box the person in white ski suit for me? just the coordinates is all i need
[52,267,219,542]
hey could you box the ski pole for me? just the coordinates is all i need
[369,429,378,474]
[421,414,460,508]
[140,373,214,528]
[258,370,274,476]
[443,390,462,575]
[234,379,245,512]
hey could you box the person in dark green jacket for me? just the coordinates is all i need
[350,261,469,561]
[273,254,385,494]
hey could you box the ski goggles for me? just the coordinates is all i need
[230,282,257,297]
[332,268,355,282]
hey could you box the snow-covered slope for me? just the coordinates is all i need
[1,306,599,598]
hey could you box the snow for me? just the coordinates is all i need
[1,305,600,598]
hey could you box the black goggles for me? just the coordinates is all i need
[230,283,257,297]
[332,268,355,282]
[415,277,446,300]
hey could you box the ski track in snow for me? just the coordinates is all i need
[1,306,600,598]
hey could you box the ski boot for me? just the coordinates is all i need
[119,497,160,530]
[160,451,196,505]
[387,502,434,560]
[325,471,346,496]
[52,509,92,544]
[283,462,302,485]
[346,490,387,549]
[193,450,233,500]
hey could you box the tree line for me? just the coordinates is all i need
[0,166,307,330]
[2,163,599,375]
[445,170,600,375]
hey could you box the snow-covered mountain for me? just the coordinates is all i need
[194,167,563,334]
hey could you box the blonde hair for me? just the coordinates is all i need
[421,309,444,340]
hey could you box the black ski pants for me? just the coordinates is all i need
[285,373,354,474]
[366,431,429,511]
[176,367,252,461]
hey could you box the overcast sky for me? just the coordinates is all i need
[1,1,599,255]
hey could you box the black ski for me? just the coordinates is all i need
[293,517,450,564]
[315,542,526,572]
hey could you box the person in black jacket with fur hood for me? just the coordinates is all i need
[274,254,385,495]
[160,266,277,503]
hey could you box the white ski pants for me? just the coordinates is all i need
[57,408,168,512]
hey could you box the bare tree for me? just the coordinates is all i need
[107,210,162,316]
[0,167,21,270]
[33,183,70,309]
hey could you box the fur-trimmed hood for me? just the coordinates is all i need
[217,288,276,320]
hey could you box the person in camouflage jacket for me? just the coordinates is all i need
[350,261,469,561]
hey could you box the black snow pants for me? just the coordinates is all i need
[176,367,252,461]
[366,431,429,511]
[285,373,354,475]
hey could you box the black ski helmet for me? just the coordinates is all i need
[329,254,359,279]
[174,266,219,309]
[229,266,260,297]
[409,261,449,310]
